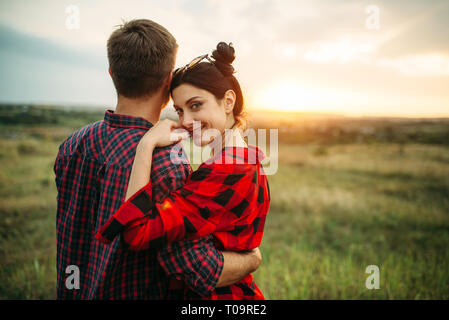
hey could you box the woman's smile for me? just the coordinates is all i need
[173,83,230,146]
[189,123,207,136]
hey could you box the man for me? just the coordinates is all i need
[54,19,261,299]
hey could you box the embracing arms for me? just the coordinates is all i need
[97,119,263,249]
[98,120,261,293]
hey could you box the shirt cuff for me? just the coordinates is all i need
[96,181,154,244]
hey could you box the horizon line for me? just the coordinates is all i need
[1,101,449,120]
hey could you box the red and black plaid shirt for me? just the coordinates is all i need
[54,110,224,300]
[97,145,271,300]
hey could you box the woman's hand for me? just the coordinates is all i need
[139,119,188,151]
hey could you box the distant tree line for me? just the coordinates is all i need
[2,104,449,146]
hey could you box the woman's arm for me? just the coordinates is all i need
[125,119,184,201]
[96,120,267,251]
[96,160,262,251]
[125,143,154,201]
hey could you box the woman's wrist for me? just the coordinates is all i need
[139,134,157,151]
[136,139,155,165]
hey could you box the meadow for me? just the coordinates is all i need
[0,104,448,299]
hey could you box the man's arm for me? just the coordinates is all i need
[217,248,262,287]
[157,236,222,297]
[158,236,262,297]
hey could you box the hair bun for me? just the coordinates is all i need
[211,42,235,76]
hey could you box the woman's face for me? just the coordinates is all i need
[172,83,234,146]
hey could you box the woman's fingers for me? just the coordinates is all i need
[171,128,190,140]
[164,119,187,142]
[146,119,189,147]
[168,119,183,129]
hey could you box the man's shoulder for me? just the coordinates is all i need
[57,120,149,166]
[57,120,104,157]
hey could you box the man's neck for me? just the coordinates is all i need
[114,94,164,124]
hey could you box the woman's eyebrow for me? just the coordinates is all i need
[185,96,202,104]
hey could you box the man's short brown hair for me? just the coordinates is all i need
[107,19,178,98]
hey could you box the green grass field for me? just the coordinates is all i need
[0,105,448,299]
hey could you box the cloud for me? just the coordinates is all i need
[0,0,448,115]
[377,53,449,76]
[0,23,105,69]
[304,38,377,63]
[0,23,111,106]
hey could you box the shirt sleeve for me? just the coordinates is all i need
[157,235,224,297]
[151,150,225,296]
[96,162,258,250]
[53,143,66,192]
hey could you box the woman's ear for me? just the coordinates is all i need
[223,90,236,114]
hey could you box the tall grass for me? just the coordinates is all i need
[0,135,58,299]
[254,144,449,299]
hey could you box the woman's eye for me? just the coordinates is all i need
[191,102,202,110]
[175,109,183,115]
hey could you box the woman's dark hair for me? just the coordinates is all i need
[170,42,247,128]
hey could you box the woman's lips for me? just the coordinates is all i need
[189,124,206,137]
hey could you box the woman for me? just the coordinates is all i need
[96,42,270,300]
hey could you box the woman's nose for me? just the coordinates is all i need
[182,112,194,128]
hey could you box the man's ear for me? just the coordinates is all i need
[223,90,236,114]
[166,71,173,87]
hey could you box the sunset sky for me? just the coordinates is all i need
[0,0,448,117]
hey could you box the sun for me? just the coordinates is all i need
[253,82,322,112]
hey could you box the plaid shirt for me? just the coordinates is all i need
[54,110,223,300]
[97,145,270,300]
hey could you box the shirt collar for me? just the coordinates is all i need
[104,109,153,130]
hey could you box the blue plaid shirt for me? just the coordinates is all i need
[54,110,223,299]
